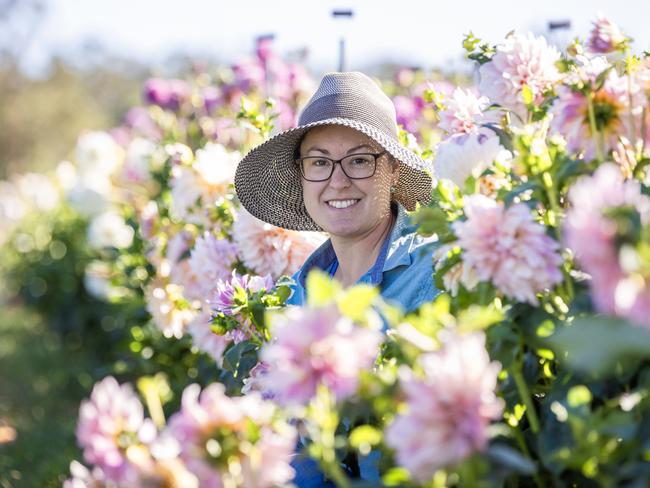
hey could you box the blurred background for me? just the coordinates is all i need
[0,0,648,486]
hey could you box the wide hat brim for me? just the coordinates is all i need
[234,117,433,231]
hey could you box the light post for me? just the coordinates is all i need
[331,9,354,72]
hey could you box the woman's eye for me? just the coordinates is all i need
[313,159,330,167]
[351,157,370,166]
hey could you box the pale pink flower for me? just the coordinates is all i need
[587,14,627,54]
[565,163,650,329]
[385,332,503,481]
[242,361,274,400]
[145,281,195,338]
[452,195,564,304]
[550,66,637,160]
[170,143,240,224]
[259,305,383,405]
[232,207,325,279]
[438,87,498,135]
[434,131,511,188]
[167,383,296,488]
[76,376,156,485]
[188,232,238,298]
[479,33,561,119]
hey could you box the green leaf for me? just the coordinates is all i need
[306,269,342,306]
[457,304,503,333]
[338,285,379,322]
[411,206,450,237]
[349,425,382,454]
[487,444,536,474]
[223,341,257,374]
[382,467,411,486]
[547,316,650,374]
[567,385,592,408]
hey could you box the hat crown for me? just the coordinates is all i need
[298,71,398,138]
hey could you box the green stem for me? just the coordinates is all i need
[510,426,546,488]
[586,92,603,162]
[512,365,540,434]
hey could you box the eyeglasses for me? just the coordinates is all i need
[296,151,387,182]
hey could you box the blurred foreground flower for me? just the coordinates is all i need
[565,163,650,328]
[260,305,382,406]
[385,332,503,482]
[167,383,296,488]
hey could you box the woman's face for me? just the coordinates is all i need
[299,125,398,238]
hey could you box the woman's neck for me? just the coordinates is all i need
[329,210,396,288]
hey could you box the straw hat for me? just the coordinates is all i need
[234,71,432,231]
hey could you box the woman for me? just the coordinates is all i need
[235,71,439,487]
[235,71,438,313]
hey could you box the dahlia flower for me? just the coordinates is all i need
[385,332,503,481]
[167,383,296,488]
[433,131,511,188]
[565,163,650,329]
[452,195,563,304]
[438,87,497,135]
[587,14,627,54]
[188,232,238,297]
[478,32,561,119]
[75,131,122,181]
[550,67,637,160]
[232,208,325,279]
[259,305,382,405]
[76,376,156,485]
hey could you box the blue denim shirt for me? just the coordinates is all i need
[286,204,439,487]
[287,204,439,314]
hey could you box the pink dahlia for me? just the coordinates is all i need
[232,208,325,279]
[433,131,511,188]
[550,66,637,160]
[478,32,561,119]
[587,14,627,54]
[188,232,238,298]
[167,383,296,488]
[63,460,107,488]
[565,163,650,329]
[452,195,564,304]
[385,332,503,481]
[259,305,383,405]
[438,87,498,135]
[76,376,156,485]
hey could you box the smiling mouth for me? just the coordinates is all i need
[326,199,360,209]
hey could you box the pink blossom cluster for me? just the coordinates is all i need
[385,332,503,481]
[259,305,383,405]
[232,207,325,279]
[188,232,238,298]
[550,60,640,160]
[479,32,561,119]
[167,382,296,488]
[438,87,498,136]
[452,195,564,304]
[565,163,650,329]
[587,14,627,54]
[75,376,157,485]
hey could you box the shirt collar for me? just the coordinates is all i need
[296,203,414,288]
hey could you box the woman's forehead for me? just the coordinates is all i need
[300,125,381,151]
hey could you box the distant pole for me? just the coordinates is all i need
[332,9,354,72]
[547,20,571,50]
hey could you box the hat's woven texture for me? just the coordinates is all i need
[235,72,433,231]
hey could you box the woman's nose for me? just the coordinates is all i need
[328,162,351,188]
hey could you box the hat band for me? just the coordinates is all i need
[297,93,398,139]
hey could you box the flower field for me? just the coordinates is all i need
[1,14,650,487]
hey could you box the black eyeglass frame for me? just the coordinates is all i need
[295,150,388,182]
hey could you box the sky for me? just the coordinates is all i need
[13,0,650,77]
